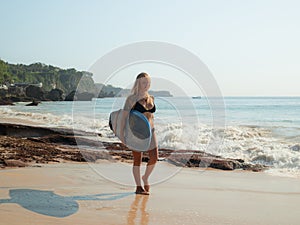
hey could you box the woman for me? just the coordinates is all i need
[121,72,158,195]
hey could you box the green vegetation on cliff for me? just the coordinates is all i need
[0,59,94,95]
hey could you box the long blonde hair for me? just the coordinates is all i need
[130,72,154,109]
[131,72,148,95]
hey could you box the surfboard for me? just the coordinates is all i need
[109,109,152,152]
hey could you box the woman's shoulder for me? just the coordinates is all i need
[125,94,138,106]
[126,94,137,102]
[123,94,136,111]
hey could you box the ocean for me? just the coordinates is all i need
[1,96,300,178]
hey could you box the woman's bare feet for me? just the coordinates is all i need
[135,186,149,195]
[142,175,150,193]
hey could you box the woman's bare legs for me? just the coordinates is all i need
[142,147,158,192]
[142,132,158,193]
[132,151,148,194]
[132,132,158,194]
[132,151,142,186]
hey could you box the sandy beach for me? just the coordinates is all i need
[0,118,299,224]
[1,162,300,225]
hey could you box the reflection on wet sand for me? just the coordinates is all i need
[127,195,149,225]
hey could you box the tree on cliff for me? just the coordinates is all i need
[0,59,16,84]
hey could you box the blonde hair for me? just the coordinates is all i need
[131,72,149,95]
[130,72,154,109]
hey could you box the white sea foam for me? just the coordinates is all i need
[1,107,73,128]
[219,126,300,178]
[154,123,300,178]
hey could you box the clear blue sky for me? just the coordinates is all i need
[1,0,300,96]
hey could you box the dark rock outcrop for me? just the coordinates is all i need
[46,88,64,101]
[65,90,76,101]
[0,98,14,105]
[77,92,94,101]
[0,123,92,138]
[25,85,45,100]
[25,100,40,106]
[6,96,32,102]
[0,89,7,98]
[0,135,111,165]
[4,159,27,167]
[65,91,94,101]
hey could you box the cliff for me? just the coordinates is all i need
[0,59,173,101]
[0,59,95,95]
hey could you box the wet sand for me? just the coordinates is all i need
[1,162,300,225]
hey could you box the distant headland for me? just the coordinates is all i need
[0,59,172,105]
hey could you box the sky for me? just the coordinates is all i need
[1,0,300,96]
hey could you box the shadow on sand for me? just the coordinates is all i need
[0,189,133,218]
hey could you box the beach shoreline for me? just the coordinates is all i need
[1,162,300,225]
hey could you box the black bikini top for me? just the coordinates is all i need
[132,101,156,113]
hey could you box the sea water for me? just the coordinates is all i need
[1,97,300,178]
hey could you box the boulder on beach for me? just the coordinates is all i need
[25,100,40,106]
[4,159,28,167]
